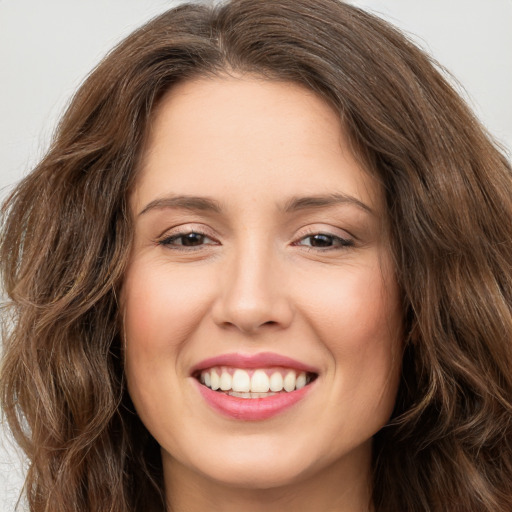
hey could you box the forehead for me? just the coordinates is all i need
[133,75,383,215]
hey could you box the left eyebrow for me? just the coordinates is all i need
[138,195,223,217]
[280,193,374,215]
[137,193,374,217]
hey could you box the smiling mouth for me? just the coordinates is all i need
[195,367,318,398]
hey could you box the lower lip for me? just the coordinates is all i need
[195,380,314,421]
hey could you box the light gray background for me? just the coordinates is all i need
[1,1,511,509]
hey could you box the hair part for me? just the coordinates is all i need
[1,1,511,511]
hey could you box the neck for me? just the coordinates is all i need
[163,447,374,512]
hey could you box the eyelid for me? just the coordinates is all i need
[154,223,356,250]
[293,224,355,242]
[155,223,220,246]
[290,224,357,252]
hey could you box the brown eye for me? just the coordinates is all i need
[297,233,354,249]
[178,233,207,246]
[307,234,335,247]
[159,232,216,248]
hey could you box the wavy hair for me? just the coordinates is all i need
[1,1,511,510]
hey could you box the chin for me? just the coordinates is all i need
[163,437,320,491]
[202,459,311,490]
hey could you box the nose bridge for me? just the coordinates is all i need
[212,235,292,333]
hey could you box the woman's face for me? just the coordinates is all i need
[123,76,402,491]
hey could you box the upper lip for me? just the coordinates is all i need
[191,352,319,375]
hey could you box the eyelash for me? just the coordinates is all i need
[157,229,354,252]
[157,230,218,250]
[293,232,354,251]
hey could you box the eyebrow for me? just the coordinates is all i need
[281,193,374,215]
[138,192,374,217]
[138,195,222,216]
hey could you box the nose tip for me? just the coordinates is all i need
[215,300,291,334]
[211,255,293,334]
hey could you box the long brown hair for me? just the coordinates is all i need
[1,1,511,510]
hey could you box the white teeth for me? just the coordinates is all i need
[232,369,251,392]
[296,372,306,389]
[229,391,277,399]
[199,367,311,394]
[283,371,296,392]
[220,371,232,391]
[269,372,284,392]
[251,370,270,392]
[210,369,220,390]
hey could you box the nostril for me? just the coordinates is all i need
[219,318,280,334]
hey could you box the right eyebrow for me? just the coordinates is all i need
[281,193,374,216]
[138,195,223,217]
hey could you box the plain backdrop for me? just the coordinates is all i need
[1,1,511,509]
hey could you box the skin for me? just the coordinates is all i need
[122,75,403,512]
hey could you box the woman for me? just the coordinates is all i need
[1,0,511,511]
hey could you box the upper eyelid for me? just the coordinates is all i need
[156,223,218,241]
[160,232,216,243]
[154,222,356,244]
[293,224,356,242]
[293,233,354,250]
[157,232,353,252]
[157,231,219,251]
[157,234,354,253]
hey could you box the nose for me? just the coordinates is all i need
[211,242,294,334]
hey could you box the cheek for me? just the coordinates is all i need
[120,259,216,437]
[122,259,214,355]
[299,259,401,342]
[297,258,402,396]
[120,258,218,426]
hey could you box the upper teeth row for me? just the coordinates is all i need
[200,368,308,393]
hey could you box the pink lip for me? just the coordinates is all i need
[191,352,319,421]
[194,379,315,421]
[191,352,319,374]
